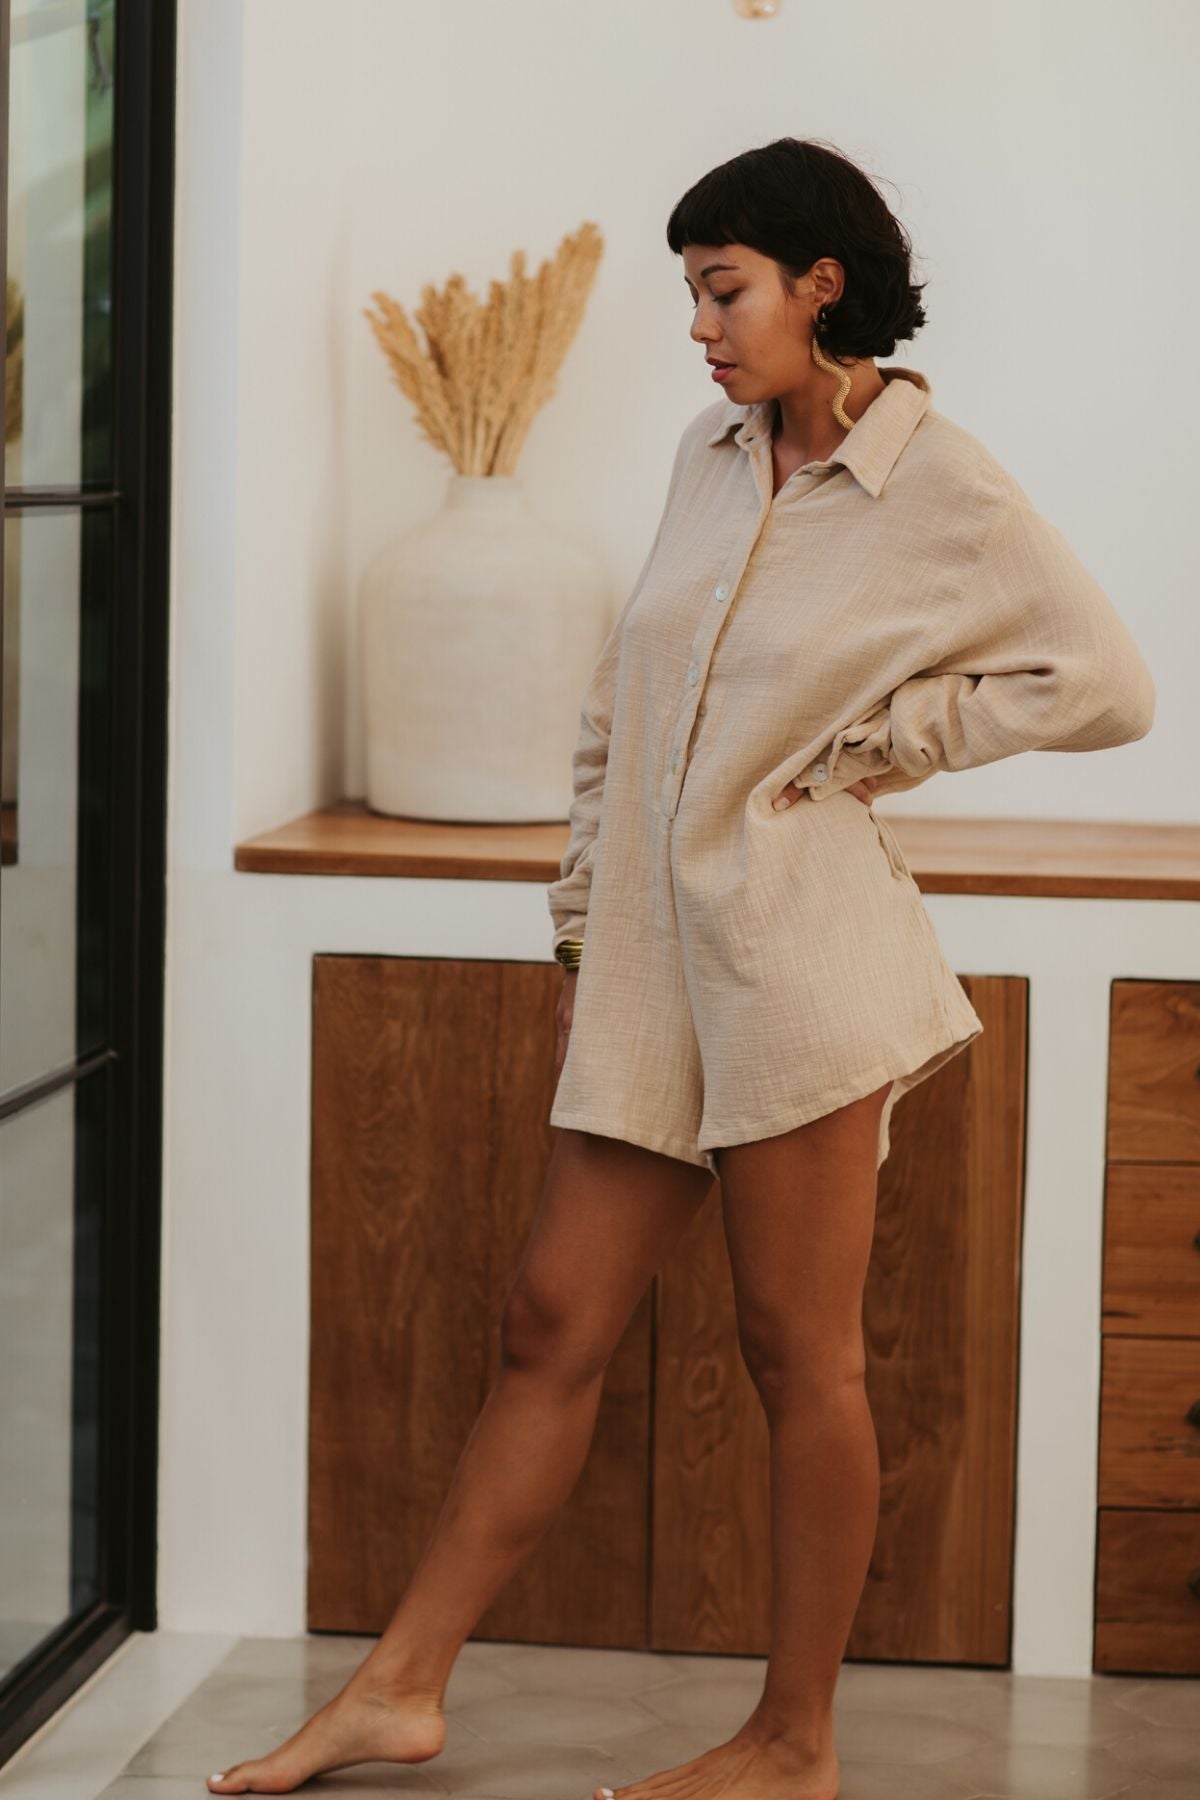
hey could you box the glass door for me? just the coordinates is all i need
[0,0,173,1765]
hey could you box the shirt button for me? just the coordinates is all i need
[812,762,829,783]
[669,752,679,772]
[713,581,730,602]
[686,663,698,685]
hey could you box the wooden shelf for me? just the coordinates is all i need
[234,800,1200,901]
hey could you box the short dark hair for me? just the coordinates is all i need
[666,137,928,364]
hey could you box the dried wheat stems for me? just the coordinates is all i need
[363,221,604,477]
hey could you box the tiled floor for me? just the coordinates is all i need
[0,1630,1197,1799]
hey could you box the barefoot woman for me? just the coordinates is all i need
[208,136,1154,1797]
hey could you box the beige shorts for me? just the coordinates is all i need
[549,798,983,1178]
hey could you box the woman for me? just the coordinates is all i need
[208,138,1154,1800]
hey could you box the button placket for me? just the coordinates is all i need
[662,492,772,815]
[663,431,832,818]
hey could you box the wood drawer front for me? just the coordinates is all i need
[1094,1507,1200,1674]
[1102,1163,1200,1337]
[1098,1336,1200,1507]
[1107,980,1200,1163]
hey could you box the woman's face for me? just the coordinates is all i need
[681,241,832,401]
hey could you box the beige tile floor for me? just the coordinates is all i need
[1,1631,1198,1799]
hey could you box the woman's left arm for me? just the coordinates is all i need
[778,492,1156,807]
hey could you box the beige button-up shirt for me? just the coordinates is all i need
[546,366,1156,1173]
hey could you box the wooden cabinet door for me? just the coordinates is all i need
[651,976,1027,1666]
[307,954,653,1647]
[310,957,1024,1665]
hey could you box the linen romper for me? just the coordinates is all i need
[546,366,1156,1176]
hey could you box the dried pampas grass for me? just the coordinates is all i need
[363,221,604,477]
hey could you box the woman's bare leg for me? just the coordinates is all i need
[207,1127,714,1794]
[592,1081,890,1800]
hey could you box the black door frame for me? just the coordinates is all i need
[0,0,174,1765]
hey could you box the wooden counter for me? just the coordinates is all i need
[235,801,1200,902]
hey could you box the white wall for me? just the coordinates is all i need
[161,0,1198,1672]
[232,0,1192,836]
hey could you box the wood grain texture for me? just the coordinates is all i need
[307,953,652,1645]
[235,801,1200,900]
[649,1188,768,1654]
[650,976,1026,1665]
[1107,981,1200,1162]
[1102,1163,1200,1337]
[1094,1508,1200,1674]
[1096,981,1200,1676]
[1097,1336,1200,1509]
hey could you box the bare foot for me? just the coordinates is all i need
[591,1720,839,1800]
[205,1676,446,1794]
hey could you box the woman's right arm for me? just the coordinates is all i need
[546,415,700,957]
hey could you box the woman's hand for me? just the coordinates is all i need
[771,774,880,810]
[554,969,578,1080]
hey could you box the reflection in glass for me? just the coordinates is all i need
[0,1072,107,1677]
[6,0,116,489]
[1,508,113,1087]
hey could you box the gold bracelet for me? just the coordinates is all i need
[554,937,584,971]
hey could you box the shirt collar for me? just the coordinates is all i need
[704,365,932,499]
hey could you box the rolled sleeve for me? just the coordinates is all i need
[792,492,1156,800]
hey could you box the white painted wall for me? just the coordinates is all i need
[161,0,1198,1675]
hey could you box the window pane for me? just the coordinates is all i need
[1,507,113,1091]
[6,0,117,489]
[0,1070,107,1677]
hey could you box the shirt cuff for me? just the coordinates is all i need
[791,705,895,799]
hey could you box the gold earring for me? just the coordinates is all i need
[811,305,853,429]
